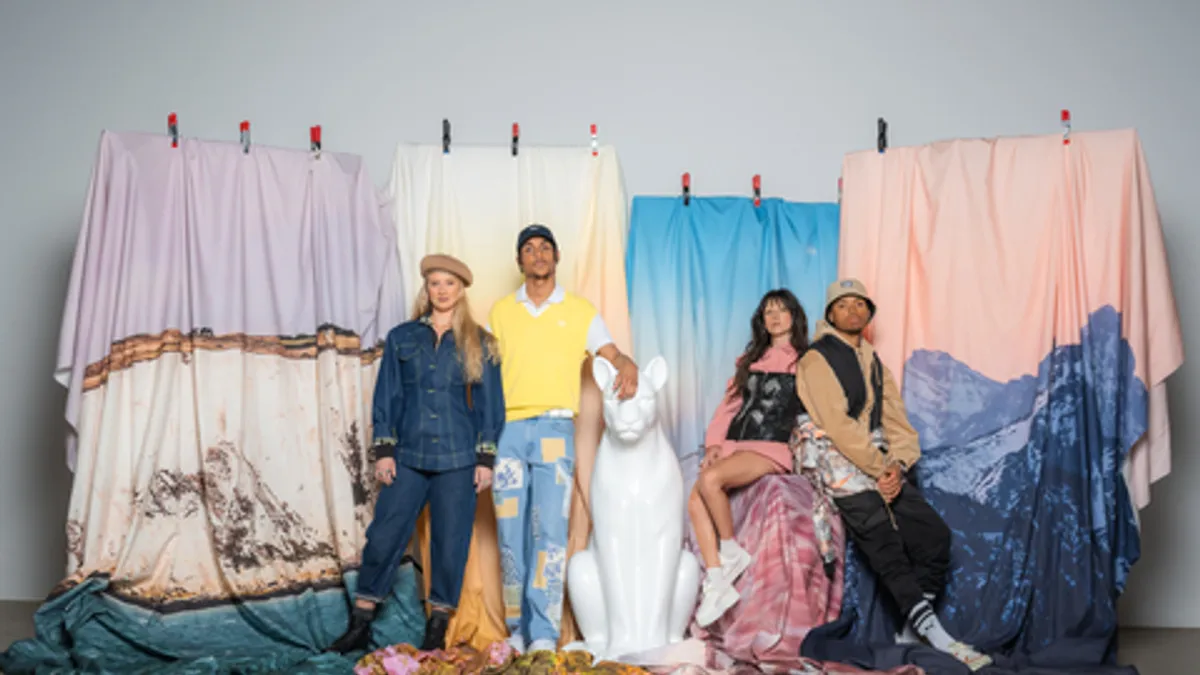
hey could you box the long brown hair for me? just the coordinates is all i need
[410,284,499,383]
[728,289,809,401]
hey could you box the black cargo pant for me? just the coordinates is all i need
[833,483,951,618]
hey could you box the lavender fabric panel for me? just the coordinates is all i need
[56,130,407,464]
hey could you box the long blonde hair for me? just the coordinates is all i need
[411,286,499,383]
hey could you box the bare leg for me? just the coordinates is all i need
[688,485,721,568]
[697,451,778,540]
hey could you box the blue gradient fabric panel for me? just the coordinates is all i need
[626,196,839,483]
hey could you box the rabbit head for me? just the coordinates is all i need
[592,355,668,444]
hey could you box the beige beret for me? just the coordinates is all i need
[420,254,473,287]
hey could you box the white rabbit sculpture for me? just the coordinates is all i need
[563,355,700,661]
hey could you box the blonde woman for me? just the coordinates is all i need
[330,254,505,655]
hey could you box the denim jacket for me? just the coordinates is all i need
[370,316,506,471]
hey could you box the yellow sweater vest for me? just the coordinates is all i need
[488,291,596,422]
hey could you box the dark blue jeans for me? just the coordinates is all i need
[357,463,477,610]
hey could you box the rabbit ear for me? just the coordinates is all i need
[592,356,617,394]
[643,355,668,393]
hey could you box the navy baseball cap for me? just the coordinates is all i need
[517,224,558,253]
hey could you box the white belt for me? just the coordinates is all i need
[543,409,575,419]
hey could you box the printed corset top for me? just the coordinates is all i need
[726,371,804,444]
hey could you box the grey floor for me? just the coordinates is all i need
[0,600,1195,673]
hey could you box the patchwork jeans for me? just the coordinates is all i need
[492,416,576,644]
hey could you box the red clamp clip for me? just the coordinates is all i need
[753,175,762,207]
[682,172,691,206]
[240,120,251,154]
[590,124,598,157]
[167,113,179,148]
[512,123,520,157]
[1061,109,1071,146]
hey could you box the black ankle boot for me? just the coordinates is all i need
[419,610,451,651]
[328,605,376,654]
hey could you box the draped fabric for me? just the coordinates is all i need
[385,143,630,649]
[802,129,1184,674]
[1,131,418,674]
[625,196,840,488]
[685,475,847,672]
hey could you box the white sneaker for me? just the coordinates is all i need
[694,574,740,627]
[506,634,526,654]
[719,541,752,584]
[527,638,557,653]
[946,641,993,672]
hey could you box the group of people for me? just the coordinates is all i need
[688,281,991,671]
[326,223,992,672]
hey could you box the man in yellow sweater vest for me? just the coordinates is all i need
[488,224,639,654]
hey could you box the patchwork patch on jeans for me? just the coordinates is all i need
[495,496,520,519]
[503,583,523,619]
[500,545,521,586]
[540,437,566,463]
[494,457,525,492]
[533,544,566,591]
[561,472,573,520]
[546,599,563,630]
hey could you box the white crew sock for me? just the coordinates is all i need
[908,600,954,651]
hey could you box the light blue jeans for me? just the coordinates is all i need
[492,416,576,644]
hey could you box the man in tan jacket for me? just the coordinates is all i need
[797,279,991,672]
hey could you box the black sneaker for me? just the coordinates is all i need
[328,605,376,654]
[419,610,451,651]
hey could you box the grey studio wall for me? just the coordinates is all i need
[0,0,1196,629]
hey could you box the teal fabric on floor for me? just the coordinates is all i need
[0,566,425,674]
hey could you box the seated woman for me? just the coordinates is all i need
[329,254,505,654]
[688,289,809,627]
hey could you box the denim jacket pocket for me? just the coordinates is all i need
[396,341,421,384]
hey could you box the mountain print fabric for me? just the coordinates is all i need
[805,129,1184,674]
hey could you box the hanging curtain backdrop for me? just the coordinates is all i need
[625,196,840,485]
[2,131,414,675]
[385,143,630,649]
[803,130,1184,674]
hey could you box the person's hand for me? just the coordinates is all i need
[700,446,721,470]
[375,457,397,486]
[475,466,494,493]
[612,356,640,400]
[877,465,903,503]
